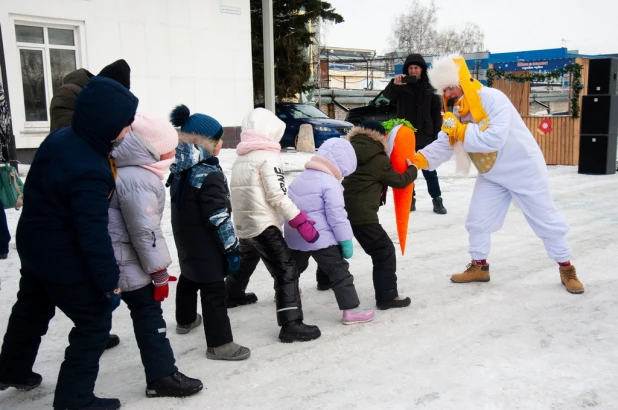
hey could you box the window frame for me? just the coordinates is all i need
[12,15,86,128]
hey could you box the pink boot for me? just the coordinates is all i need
[342,308,375,325]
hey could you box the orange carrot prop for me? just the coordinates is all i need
[384,120,416,255]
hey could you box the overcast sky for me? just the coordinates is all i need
[323,0,617,56]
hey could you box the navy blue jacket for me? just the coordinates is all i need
[16,77,138,293]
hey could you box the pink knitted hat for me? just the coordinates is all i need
[131,112,178,156]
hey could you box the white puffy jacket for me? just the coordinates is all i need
[230,109,301,239]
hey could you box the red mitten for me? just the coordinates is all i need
[151,269,178,302]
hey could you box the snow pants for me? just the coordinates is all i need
[466,174,571,262]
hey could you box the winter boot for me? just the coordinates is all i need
[279,319,321,343]
[206,342,251,361]
[559,265,584,294]
[176,313,202,335]
[105,334,120,350]
[0,372,42,391]
[432,197,447,214]
[226,293,258,308]
[145,371,203,398]
[451,261,490,283]
[316,282,331,291]
[54,397,121,410]
[376,296,411,310]
[411,197,416,212]
[342,308,375,325]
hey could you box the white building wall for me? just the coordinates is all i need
[1,0,253,149]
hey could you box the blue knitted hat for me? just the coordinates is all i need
[361,120,385,135]
[169,104,223,140]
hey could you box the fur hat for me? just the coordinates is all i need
[427,55,461,94]
[170,104,223,141]
[131,113,178,156]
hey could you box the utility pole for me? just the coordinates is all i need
[262,0,275,112]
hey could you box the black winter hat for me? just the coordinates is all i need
[98,59,131,90]
[361,120,385,135]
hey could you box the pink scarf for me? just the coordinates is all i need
[304,155,342,180]
[140,158,175,180]
[236,130,281,155]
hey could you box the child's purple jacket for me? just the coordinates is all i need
[284,138,357,251]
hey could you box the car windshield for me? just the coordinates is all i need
[285,104,329,119]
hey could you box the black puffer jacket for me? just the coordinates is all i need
[383,54,443,149]
[169,134,236,284]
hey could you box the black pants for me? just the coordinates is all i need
[0,199,10,255]
[175,274,233,348]
[122,284,177,383]
[292,245,360,310]
[0,269,111,409]
[227,226,302,326]
[352,224,398,302]
[413,169,442,199]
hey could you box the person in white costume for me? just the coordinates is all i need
[412,55,584,294]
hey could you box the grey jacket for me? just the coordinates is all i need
[108,131,172,292]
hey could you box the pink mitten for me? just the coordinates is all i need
[288,211,320,243]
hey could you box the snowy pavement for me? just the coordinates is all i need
[1,150,617,409]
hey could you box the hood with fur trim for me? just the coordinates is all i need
[346,126,388,166]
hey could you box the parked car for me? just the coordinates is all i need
[345,90,397,125]
[257,103,353,148]
[345,89,446,125]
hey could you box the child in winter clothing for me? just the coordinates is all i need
[284,138,375,325]
[229,107,321,343]
[342,120,418,310]
[168,105,250,361]
[108,113,203,398]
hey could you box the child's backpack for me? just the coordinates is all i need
[0,162,24,210]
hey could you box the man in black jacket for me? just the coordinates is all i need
[0,76,138,410]
[383,53,447,214]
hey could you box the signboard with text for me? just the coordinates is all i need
[493,58,574,72]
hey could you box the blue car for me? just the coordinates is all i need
[267,103,353,148]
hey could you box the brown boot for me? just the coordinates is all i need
[559,265,584,294]
[451,261,490,283]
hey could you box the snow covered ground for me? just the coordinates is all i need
[1,149,617,410]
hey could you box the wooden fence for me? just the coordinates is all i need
[522,116,580,165]
[490,57,589,165]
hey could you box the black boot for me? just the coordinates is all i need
[316,282,331,291]
[145,371,203,398]
[226,292,258,308]
[225,276,258,308]
[105,334,120,350]
[0,371,42,391]
[278,320,321,343]
[410,197,416,212]
[432,197,447,214]
[376,296,411,310]
[54,397,121,410]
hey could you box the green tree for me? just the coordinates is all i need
[251,0,343,103]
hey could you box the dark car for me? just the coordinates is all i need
[345,90,397,125]
[266,103,353,148]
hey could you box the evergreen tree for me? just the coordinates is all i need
[251,0,343,102]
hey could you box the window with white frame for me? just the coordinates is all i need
[15,23,81,124]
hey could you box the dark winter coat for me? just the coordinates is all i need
[383,54,443,149]
[49,68,94,132]
[169,133,237,284]
[16,76,139,293]
[342,127,417,226]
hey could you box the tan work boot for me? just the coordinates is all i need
[559,265,584,294]
[451,261,490,283]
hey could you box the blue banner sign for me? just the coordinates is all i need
[493,58,574,72]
